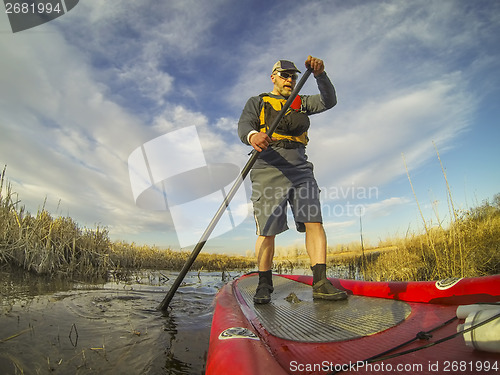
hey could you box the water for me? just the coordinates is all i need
[0,267,242,375]
[0,264,358,375]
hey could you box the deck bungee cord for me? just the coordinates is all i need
[329,311,500,374]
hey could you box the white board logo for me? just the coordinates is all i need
[128,126,248,247]
[435,277,462,290]
[219,327,259,340]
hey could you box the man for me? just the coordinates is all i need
[238,56,348,304]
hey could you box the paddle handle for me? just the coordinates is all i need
[158,68,313,311]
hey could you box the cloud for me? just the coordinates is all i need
[324,220,356,231]
[152,105,208,133]
[52,1,230,113]
[363,197,410,219]
[0,15,251,247]
[214,117,238,131]
[1,0,499,252]
[0,17,168,236]
[223,2,479,197]
[308,73,475,188]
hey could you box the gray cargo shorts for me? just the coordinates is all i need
[250,167,322,236]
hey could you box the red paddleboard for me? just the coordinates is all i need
[206,274,500,375]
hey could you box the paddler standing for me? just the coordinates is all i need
[238,56,348,304]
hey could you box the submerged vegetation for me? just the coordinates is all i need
[1,165,499,282]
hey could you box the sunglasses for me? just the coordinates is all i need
[275,71,298,81]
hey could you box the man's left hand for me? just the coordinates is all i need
[305,55,325,77]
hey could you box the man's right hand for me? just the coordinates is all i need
[249,132,277,152]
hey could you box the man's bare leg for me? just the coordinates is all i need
[254,235,275,304]
[304,222,327,265]
[304,222,348,301]
[256,235,275,271]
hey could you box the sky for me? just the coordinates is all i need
[1,0,499,256]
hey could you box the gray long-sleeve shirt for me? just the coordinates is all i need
[237,72,337,145]
[237,72,337,184]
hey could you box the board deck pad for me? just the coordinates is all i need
[236,275,412,343]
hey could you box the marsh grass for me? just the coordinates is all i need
[1,165,498,283]
[361,199,500,281]
[272,197,499,282]
[361,148,500,282]
[271,147,500,282]
[1,167,111,279]
[356,148,500,281]
[0,167,254,281]
[108,241,255,275]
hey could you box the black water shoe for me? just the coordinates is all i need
[253,283,274,304]
[254,270,273,304]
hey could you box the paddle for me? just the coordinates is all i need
[158,66,313,311]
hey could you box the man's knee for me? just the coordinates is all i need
[304,222,324,231]
[259,235,276,243]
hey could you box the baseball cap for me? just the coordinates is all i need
[272,60,301,74]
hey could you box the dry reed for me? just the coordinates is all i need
[358,147,500,282]
[1,166,111,279]
[0,167,254,280]
[272,146,500,282]
[361,199,500,281]
[272,196,499,282]
[2,164,498,283]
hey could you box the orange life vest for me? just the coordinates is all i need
[258,94,310,145]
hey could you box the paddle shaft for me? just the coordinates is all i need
[158,67,313,311]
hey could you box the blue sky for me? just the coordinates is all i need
[1,0,499,255]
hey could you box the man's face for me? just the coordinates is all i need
[271,70,297,97]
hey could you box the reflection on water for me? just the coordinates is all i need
[0,266,239,375]
[0,264,357,374]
